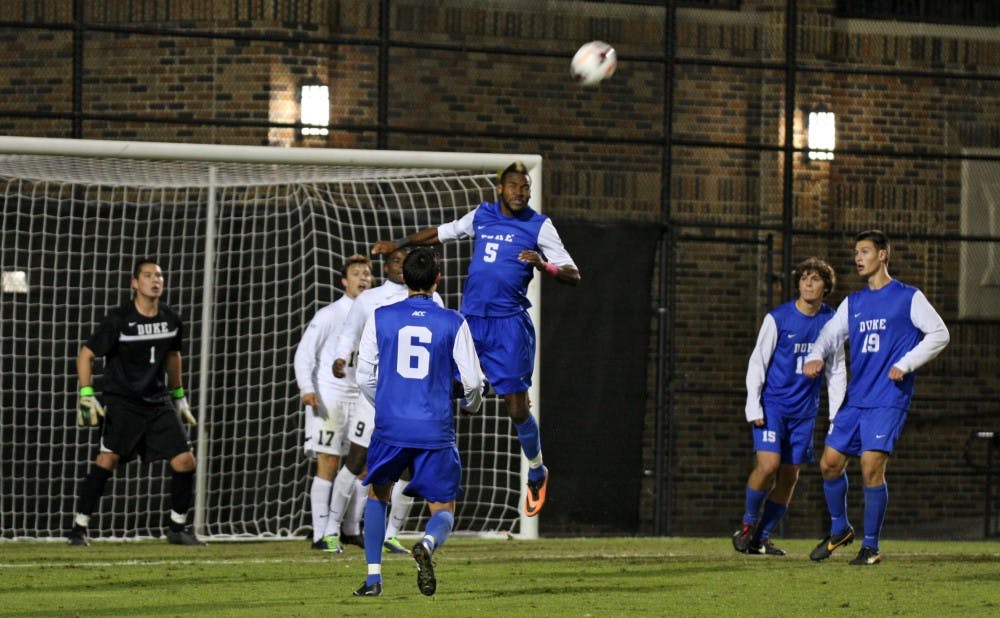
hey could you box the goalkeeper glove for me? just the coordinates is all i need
[171,387,198,426]
[77,386,105,426]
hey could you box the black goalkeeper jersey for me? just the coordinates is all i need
[84,302,183,404]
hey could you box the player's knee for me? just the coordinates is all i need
[169,451,196,473]
[344,450,366,475]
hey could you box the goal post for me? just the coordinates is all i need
[0,135,542,541]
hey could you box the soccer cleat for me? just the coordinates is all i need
[383,536,410,555]
[310,539,326,550]
[849,546,882,566]
[747,538,786,556]
[524,467,549,517]
[809,526,855,561]
[731,522,754,553]
[67,526,90,547]
[165,526,207,546]
[321,535,344,554]
[412,540,437,596]
[353,581,383,597]
[340,533,365,549]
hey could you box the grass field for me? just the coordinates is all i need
[1,536,997,617]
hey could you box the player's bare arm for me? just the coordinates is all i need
[372,226,441,256]
[518,250,581,286]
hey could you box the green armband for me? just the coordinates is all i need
[171,387,185,399]
[79,386,95,397]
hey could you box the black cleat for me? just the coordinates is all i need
[165,526,207,546]
[67,526,90,546]
[340,533,365,549]
[747,538,786,556]
[849,546,882,566]
[353,581,383,597]
[731,522,754,553]
[810,526,854,561]
[412,540,437,596]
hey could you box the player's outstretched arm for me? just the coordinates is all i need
[166,351,197,425]
[371,226,441,256]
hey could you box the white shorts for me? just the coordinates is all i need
[302,388,375,458]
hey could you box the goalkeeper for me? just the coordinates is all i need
[68,258,204,546]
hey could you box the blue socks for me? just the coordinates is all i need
[823,472,851,535]
[423,510,454,552]
[742,486,767,525]
[514,415,541,460]
[363,498,388,584]
[863,484,888,551]
[756,500,788,540]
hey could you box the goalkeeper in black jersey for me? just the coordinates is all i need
[68,258,204,546]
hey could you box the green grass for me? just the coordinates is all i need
[0,537,997,617]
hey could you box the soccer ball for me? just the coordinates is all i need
[570,40,617,87]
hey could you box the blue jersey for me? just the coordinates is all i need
[760,301,836,419]
[461,201,548,317]
[369,296,467,449]
[844,280,923,409]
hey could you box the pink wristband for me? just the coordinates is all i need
[543,262,559,277]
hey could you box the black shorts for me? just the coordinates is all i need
[100,394,192,464]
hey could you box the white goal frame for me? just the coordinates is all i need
[0,135,542,541]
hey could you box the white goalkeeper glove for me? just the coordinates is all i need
[171,387,197,426]
[77,386,105,426]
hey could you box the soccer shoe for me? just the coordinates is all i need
[165,526,207,546]
[310,539,326,550]
[809,526,855,561]
[731,522,754,553]
[412,540,437,596]
[849,546,882,566]
[383,536,410,555]
[747,538,787,556]
[353,581,383,597]
[67,526,90,547]
[524,467,549,517]
[321,534,344,554]
[341,533,365,549]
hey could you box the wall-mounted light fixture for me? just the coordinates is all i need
[807,109,835,161]
[300,78,329,137]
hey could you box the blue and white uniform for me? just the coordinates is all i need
[436,200,576,394]
[746,300,846,464]
[356,295,484,503]
[331,280,443,448]
[806,279,949,455]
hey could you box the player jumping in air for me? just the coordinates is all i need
[371,161,580,517]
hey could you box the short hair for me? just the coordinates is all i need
[856,229,890,258]
[340,254,371,278]
[402,247,439,292]
[498,161,529,185]
[792,256,836,298]
[132,257,159,279]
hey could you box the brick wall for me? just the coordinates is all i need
[1,0,998,538]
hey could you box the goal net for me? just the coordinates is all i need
[0,136,542,541]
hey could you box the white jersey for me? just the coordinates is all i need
[294,295,359,402]
[333,279,444,365]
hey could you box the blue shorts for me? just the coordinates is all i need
[824,405,907,456]
[364,436,463,504]
[752,413,816,465]
[465,312,535,396]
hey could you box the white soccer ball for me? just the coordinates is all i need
[570,40,617,87]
